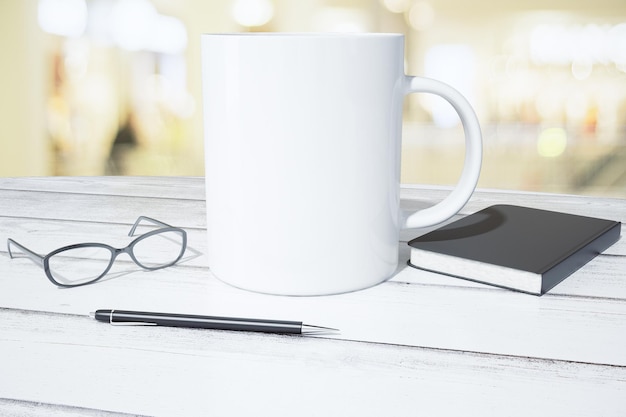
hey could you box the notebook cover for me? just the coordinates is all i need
[408,204,621,294]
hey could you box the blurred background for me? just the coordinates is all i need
[1,0,625,197]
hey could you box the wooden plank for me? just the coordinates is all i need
[0,176,205,200]
[2,176,624,223]
[0,190,206,229]
[1,309,625,417]
[1,216,622,297]
[1,178,624,253]
[1,176,624,216]
[4,176,623,224]
[402,185,626,223]
[1,256,625,366]
[0,183,626,284]
[0,399,141,417]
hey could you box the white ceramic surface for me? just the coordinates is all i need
[202,33,482,295]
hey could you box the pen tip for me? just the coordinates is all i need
[88,312,95,318]
[301,324,340,335]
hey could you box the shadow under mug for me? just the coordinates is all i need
[202,33,482,296]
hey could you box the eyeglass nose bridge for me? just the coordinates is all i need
[112,245,134,260]
[108,245,143,272]
[119,243,134,251]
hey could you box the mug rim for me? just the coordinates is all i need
[201,32,403,38]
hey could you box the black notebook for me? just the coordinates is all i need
[407,204,621,295]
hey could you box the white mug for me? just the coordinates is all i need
[201,33,482,295]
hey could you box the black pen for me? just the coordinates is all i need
[90,309,338,335]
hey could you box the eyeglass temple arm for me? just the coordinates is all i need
[128,216,176,237]
[7,239,45,267]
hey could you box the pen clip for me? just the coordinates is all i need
[109,310,157,327]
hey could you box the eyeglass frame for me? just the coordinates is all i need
[7,216,187,288]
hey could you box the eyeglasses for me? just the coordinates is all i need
[7,216,187,288]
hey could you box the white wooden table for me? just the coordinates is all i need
[1,176,625,416]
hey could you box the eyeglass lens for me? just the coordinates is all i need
[132,230,185,268]
[47,246,113,286]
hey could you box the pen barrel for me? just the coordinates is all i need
[95,310,303,334]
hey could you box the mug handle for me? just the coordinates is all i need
[402,76,483,228]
